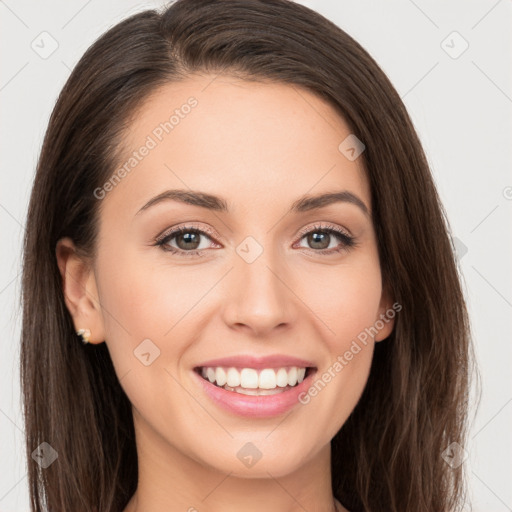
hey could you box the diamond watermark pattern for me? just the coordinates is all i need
[236,236,264,264]
[338,134,365,161]
[441,31,469,59]
[452,236,468,260]
[31,31,59,59]
[134,338,161,366]
[441,442,468,469]
[31,442,58,468]
[237,442,263,468]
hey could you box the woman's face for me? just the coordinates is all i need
[71,74,394,478]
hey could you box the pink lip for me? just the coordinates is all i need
[194,354,316,370]
[192,367,318,418]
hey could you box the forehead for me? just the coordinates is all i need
[105,74,370,215]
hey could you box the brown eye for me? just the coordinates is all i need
[306,231,331,250]
[296,224,357,255]
[155,226,219,256]
[173,230,203,250]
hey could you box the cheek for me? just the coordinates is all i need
[94,249,197,422]
[302,257,383,347]
[297,268,380,442]
[93,246,188,381]
[96,246,197,339]
[295,256,381,425]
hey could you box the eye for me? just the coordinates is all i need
[294,223,357,255]
[155,224,220,257]
[154,222,357,258]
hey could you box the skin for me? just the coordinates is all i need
[56,74,395,512]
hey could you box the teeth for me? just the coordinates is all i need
[223,385,292,396]
[259,368,276,389]
[215,367,227,387]
[276,368,289,387]
[226,367,241,387]
[199,366,310,390]
[206,367,216,383]
[240,368,259,389]
[287,367,298,386]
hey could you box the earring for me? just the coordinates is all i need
[76,328,91,345]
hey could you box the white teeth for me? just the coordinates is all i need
[258,368,276,389]
[199,365,311,390]
[226,367,241,387]
[206,367,216,383]
[240,368,259,389]
[287,367,298,386]
[215,367,227,387]
[276,368,289,387]
[224,385,292,396]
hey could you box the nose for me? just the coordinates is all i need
[221,248,297,337]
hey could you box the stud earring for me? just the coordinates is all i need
[76,328,91,345]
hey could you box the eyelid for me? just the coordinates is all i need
[154,222,221,246]
[295,221,352,239]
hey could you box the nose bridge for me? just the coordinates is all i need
[222,234,294,333]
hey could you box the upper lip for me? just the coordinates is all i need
[194,354,317,370]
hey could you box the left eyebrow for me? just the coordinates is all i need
[135,189,370,218]
[290,191,370,218]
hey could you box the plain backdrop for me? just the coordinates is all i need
[1,0,511,510]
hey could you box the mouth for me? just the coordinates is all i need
[193,365,317,396]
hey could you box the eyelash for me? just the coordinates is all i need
[154,223,358,257]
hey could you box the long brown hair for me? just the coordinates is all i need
[20,1,476,510]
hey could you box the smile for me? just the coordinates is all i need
[196,366,313,395]
[193,364,318,417]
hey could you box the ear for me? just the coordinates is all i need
[55,237,105,344]
[374,284,397,343]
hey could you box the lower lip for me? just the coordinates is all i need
[192,369,317,418]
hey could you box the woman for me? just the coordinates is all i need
[20,0,474,510]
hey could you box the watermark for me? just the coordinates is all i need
[236,236,264,264]
[338,134,365,161]
[31,442,58,468]
[440,31,469,60]
[133,338,161,366]
[236,441,263,468]
[93,96,198,200]
[298,302,402,405]
[451,236,468,261]
[31,31,59,59]
[441,442,468,469]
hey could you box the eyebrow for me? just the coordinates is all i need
[136,189,370,217]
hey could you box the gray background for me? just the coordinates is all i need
[1,0,511,510]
